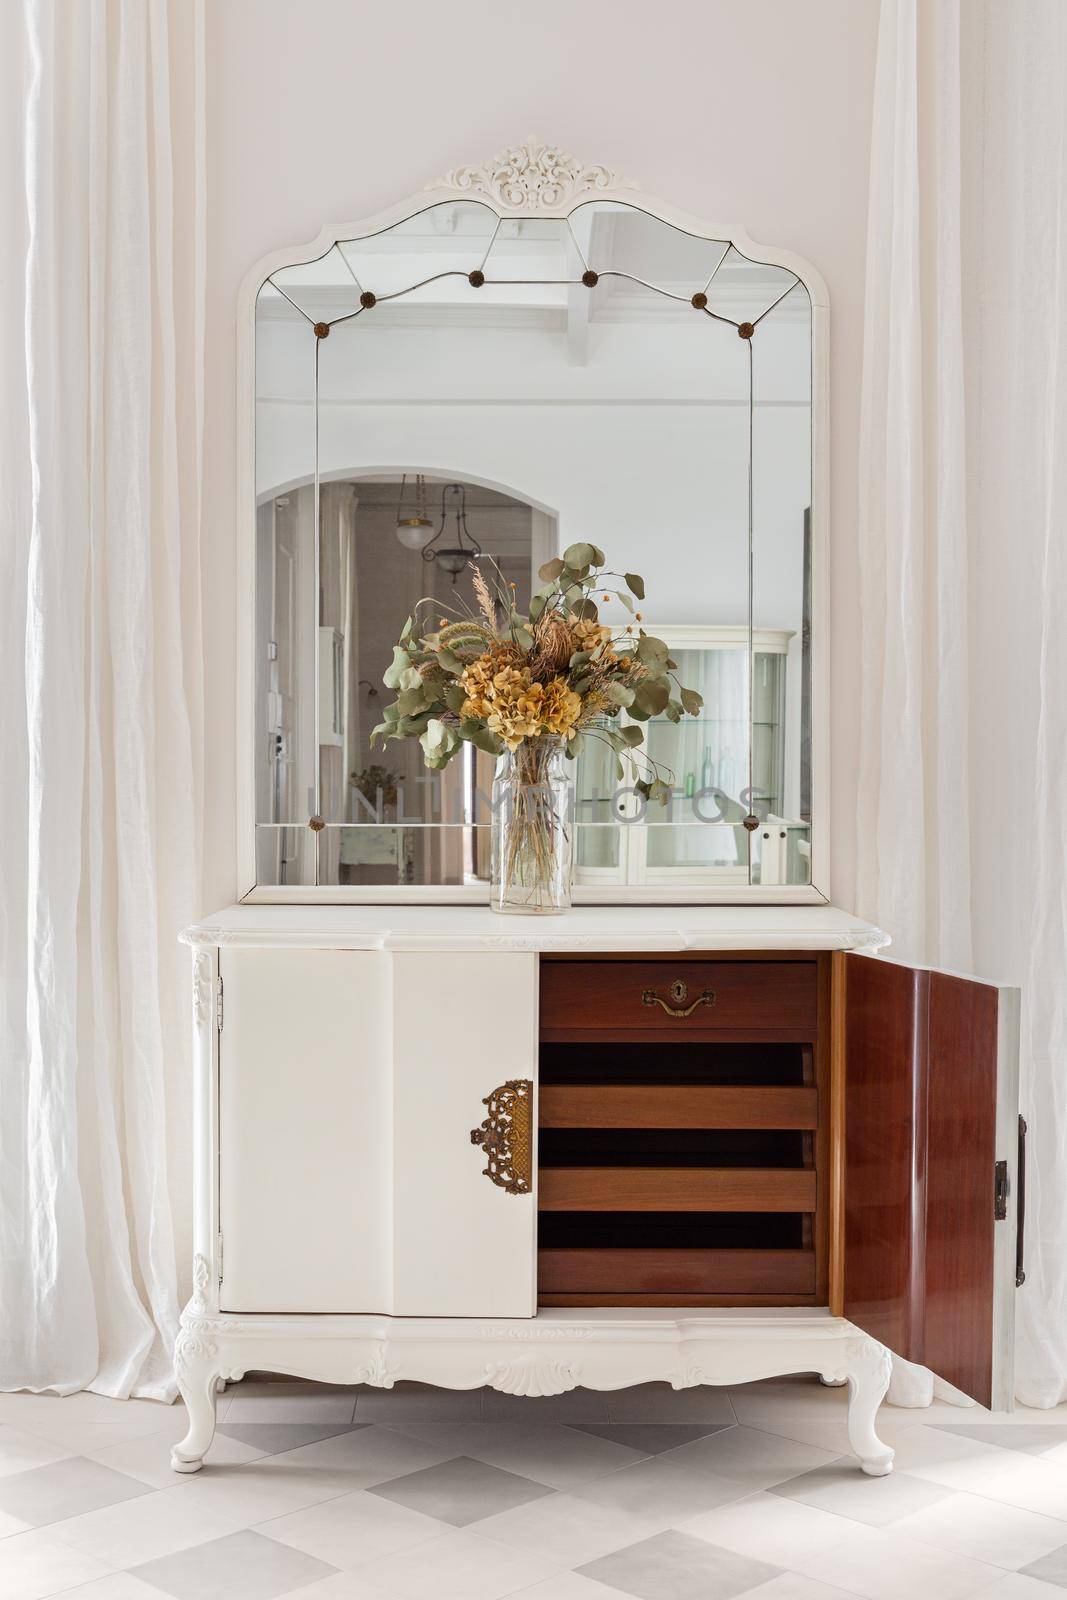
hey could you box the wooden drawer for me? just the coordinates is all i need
[539,1084,818,1130]
[538,1247,816,1298]
[538,1167,816,1212]
[540,959,819,1040]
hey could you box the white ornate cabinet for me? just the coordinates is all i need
[177,143,1023,1480]
[172,905,1021,1480]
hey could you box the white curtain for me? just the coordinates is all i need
[855,0,1067,1406]
[0,0,204,1399]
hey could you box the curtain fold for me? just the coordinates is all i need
[855,0,1067,1406]
[0,0,204,1399]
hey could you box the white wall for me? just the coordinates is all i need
[205,0,880,907]
[256,309,810,625]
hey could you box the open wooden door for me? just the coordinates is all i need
[835,952,1021,1409]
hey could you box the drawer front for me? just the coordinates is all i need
[539,1247,816,1298]
[538,1166,816,1212]
[540,959,819,1038]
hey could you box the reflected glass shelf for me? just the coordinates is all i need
[647,717,776,728]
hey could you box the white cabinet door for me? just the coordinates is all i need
[392,952,538,1317]
[218,947,392,1313]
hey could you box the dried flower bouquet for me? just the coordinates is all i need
[371,542,703,798]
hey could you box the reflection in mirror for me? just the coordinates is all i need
[253,198,814,892]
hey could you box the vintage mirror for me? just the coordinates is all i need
[238,140,827,902]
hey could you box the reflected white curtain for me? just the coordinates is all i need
[855,0,1067,1406]
[0,0,204,1398]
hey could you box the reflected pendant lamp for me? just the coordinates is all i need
[394,473,435,552]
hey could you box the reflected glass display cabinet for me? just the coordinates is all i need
[576,627,810,889]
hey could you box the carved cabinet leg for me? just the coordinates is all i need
[171,1329,220,1474]
[843,1338,894,1476]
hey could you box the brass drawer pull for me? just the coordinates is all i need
[642,980,716,1018]
[470,1079,532,1195]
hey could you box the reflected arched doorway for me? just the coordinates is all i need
[255,469,557,888]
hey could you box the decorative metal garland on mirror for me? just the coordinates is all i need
[251,137,817,898]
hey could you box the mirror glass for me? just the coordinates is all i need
[253,199,813,894]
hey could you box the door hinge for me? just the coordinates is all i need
[994,1159,1009,1221]
[1016,1115,1027,1287]
[216,975,224,1032]
[217,1233,224,1285]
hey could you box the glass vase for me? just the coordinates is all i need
[490,737,574,914]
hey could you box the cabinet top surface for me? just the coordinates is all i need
[181,903,888,953]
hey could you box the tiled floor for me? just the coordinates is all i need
[2,1379,1067,1599]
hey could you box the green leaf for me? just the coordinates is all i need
[620,725,644,748]
[664,699,682,724]
[469,724,505,757]
[420,717,461,765]
[437,647,464,675]
[573,598,599,623]
[680,686,704,716]
[397,684,432,717]
[382,645,411,689]
[511,623,534,651]
[589,544,606,567]
[632,678,670,717]
[563,541,598,570]
[616,591,634,612]
[568,649,594,671]
[601,681,635,709]
[538,557,565,582]
[396,712,433,736]
[624,573,645,600]
[570,675,594,694]
[529,591,549,622]
[442,682,468,715]
[636,632,669,669]
[635,775,671,806]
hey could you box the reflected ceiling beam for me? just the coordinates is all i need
[563,208,611,368]
[565,281,590,367]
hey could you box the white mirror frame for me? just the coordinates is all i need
[235,137,830,905]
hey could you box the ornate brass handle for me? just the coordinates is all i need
[642,980,716,1018]
[470,1079,532,1195]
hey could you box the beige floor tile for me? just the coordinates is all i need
[680,1488,859,1567]
[891,1488,1067,1570]
[664,1425,839,1491]
[0,1427,76,1479]
[87,1427,267,1488]
[797,1526,1006,1600]
[355,1528,559,1599]
[257,1488,445,1567]
[48,1486,239,1569]
[0,1526,116,1600]
[475,1488,660,1568]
